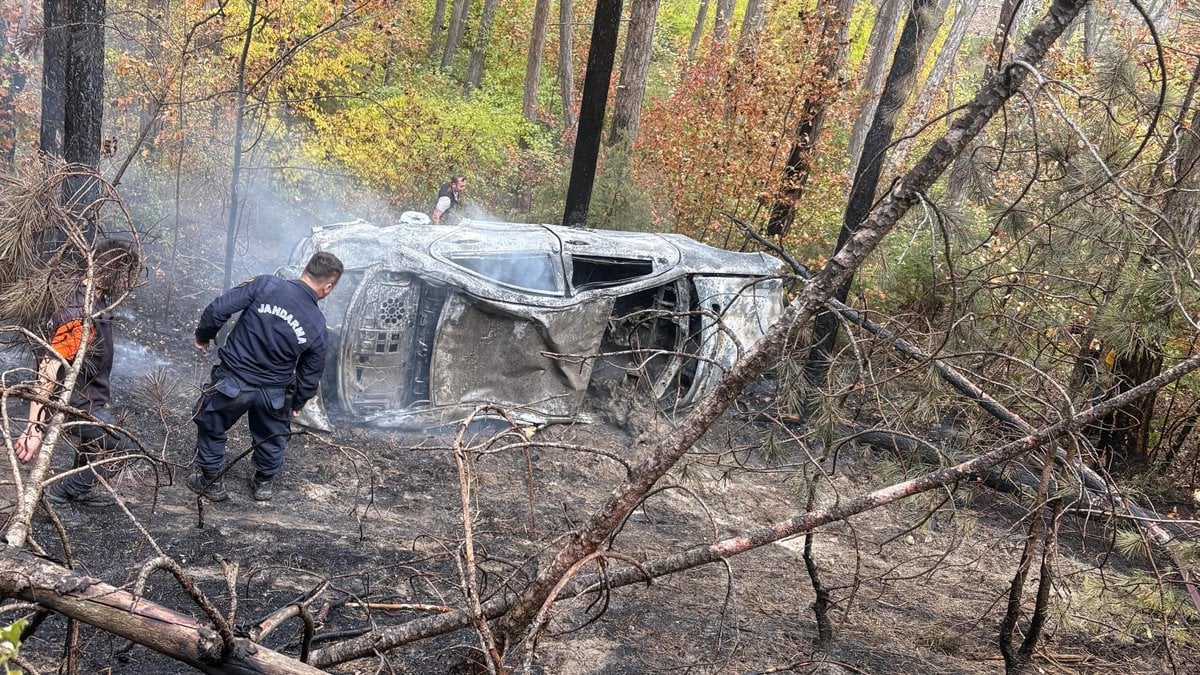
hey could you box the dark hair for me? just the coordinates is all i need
[303,251,343,282]
[93,239,141,293]
[451,174,466,184]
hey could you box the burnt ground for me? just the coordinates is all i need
[4,239,1199,674]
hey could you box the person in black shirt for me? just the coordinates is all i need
[431,174,466,225]
[14,239,142,507]
[187,252,342,502]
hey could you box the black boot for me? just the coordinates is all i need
[250,473,273,502]
[187,469,229,502]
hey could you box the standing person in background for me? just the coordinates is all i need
[14,239,142,507]
[187,252,343,502]
[431,174,467,225]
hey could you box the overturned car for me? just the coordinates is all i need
[283,217,784,429]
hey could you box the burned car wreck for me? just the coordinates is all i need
[283,217,784,430]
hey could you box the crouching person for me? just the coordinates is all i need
[188,252,342,502]
[14,239,142,507]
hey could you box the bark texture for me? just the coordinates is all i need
[558,0,576,128]
[522,0,552,122]
[562,0,623,227]
[464,0,501,93]
[807,0,945,390]
[0,548,323,674]
[608,0,659,145]
[846,0,901,179]
[440,0,468,70]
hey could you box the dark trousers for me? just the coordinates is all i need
[193,366,291,479]
[61,407,135,495]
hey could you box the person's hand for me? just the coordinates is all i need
[292,409,302,418]
[14,426,43,462]
[195,338,209,355]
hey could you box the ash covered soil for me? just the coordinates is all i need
[4,245,1195,675]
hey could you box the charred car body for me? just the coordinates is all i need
[283,217,784,429]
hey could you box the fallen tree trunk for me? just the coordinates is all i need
[309,352,1200,667]
[0,547,322,674]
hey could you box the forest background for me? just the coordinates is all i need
[3,0,1200,672]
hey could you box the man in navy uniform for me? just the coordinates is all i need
[188,251,343,502]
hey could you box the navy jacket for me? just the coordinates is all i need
[196,276,328,411]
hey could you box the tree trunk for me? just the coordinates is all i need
[713,0,734,41]
[0,549,323,674]
[562,0,622,227]
[738,0,767,49]
[440,0,468,71]
[40,0,68,158]
[607,0,659,145]
[465,0,501,94]
[890,0,980,168]
[558,0,576,129]
[807,0,944,390]
[429,0,447,60]
[846,0,902,179]
[0,15,28,164]
[766,0,854,237]
[506,0,1092,651]
[522,0,552,122]
[223,0,257,292]
[61,0,105,216]
[686,0,709,63]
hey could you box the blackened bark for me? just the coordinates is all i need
[891,0,979,168]
[806,0,940,391]
[846,0,901,179]
[558,0,576,128]
[464,0,500,94]
[562,0,622,228]
[522,0,551,122]
[40,0,68,158]
[608,0,659,145]
[440,0,468,71]
[766,0,853,237]
[62,0,105,209]
[512,0,1093,651]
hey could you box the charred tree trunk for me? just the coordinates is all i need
[806,0,941,391]
[509,0,1093,653]
[846,0,901,180]
[440,0,468,71]
[607,0,659,145]
[891,0,980,168]
[522,0,551,122]
[40,0,68,158]
[562,0,622,227]
[62,0,105,211]
[464,0,500,94]
[558,0,576,129]
[766,0,853,237]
